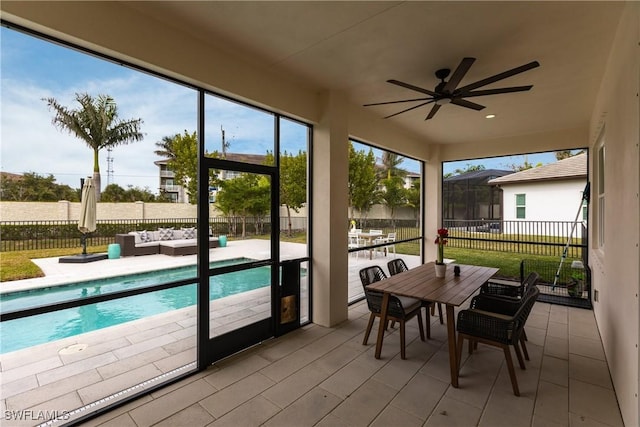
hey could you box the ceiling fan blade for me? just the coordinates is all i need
[455,61,540,93]
[443,57,475,92]
[425,104,441,120]
[461,86,533,98]
[451,98,485,111]
[388,79,438,97]
[384,100,434,119]
[363,97,432,107]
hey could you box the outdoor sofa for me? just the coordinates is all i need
[115,227,219,257]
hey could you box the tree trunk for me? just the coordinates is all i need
[286,205,292,236]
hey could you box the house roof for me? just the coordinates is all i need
[488,153,587,185]
[444,169,513,183]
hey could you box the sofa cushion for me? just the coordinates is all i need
[136,240,161,248]
[158,227,174,241]
[138,230,152,243]
[182,227,196,239]
[172,229,185,240]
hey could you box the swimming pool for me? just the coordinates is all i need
[0,258,271,354]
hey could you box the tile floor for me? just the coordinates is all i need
[78,300,623,427]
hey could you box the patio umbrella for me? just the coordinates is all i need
[78,177,96,254]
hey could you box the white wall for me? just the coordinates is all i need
[588,3,640,426]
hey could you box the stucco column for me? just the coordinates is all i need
[312,90,349,327]
[424,148,443,263]
[58,200,71,220]
[135,201,145,219]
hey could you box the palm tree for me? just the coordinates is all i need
[379,152,406,180]
[44,93,144,201]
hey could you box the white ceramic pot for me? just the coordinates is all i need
[435,263,446,278]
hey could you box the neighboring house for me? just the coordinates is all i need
[443,169,514,221]
[154,159,188,203]
[488,154,588,235]
[156,153,267,204]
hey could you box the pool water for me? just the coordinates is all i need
[0,258,271,354]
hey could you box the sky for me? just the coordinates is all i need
[2,26,564,193]
[1,27,306,192]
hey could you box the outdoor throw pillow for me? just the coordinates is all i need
[158,227,174,241]
[138,230,152,243]
[182,227,196,239]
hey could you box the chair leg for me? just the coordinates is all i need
[522,329,528,342]
[417,311,425,341]
[437,303,444,324]
[400,321,406,359]
[514,343,526,370]
[468,339,474,355]
[519,336,530,361]
[424,306,431,339]
[363,313,375,345]
[503,345,520,396]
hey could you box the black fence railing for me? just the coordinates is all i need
[0,217,281,252]
[444,219,587,260]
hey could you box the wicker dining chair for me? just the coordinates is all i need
[481,271,540,299]
[456,285,540,396]
[387,258,444,325]
[359,265,425,359]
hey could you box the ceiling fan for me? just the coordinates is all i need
[364,57,540,120]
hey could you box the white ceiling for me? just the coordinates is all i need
[124,1,625,145]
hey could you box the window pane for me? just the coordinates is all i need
[516,206,526,219]
[515,194,526,206]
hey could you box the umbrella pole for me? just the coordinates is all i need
[81,233,87,255]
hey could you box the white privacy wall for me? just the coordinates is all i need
[500,179,586,223]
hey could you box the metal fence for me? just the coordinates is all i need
[1,217,587,258]
[0,217,280,252]
[444,219,587,259]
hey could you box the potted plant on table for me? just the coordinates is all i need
[434,228,448,277]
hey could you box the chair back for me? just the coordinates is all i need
[359,265,406,317]
[511,285,540,342]
[369,229,383,235]
[521,272,540,296]
[386,232,397,241]
[387,258,409,276]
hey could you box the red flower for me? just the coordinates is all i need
[437,228,449,237]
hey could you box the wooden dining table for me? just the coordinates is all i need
[366,262,499,387]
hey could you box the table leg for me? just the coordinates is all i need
[374,292,390,359]
[446,304,459,387]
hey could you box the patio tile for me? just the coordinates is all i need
[78,364,163,404]
[263,387,342,427]
[389,371,449,420]
[260,363,330,408]
[260,348,319,383]
[425,395,483,427]
[0,375,39,400]
[547,321,569,339]
[5,370,102,411]
[480,382,535,427]
[372,403,424,427]
[128,379,216,426]
[153,348,196,373]
[112,334,176,359]
[319,357,385,400]
[540,355,569,387]
[152,403,215,427]
[544,335,569,360]
[36,352,117,386]
[329,378,399,426]
[568,354,613,389]
[97,347,171,379]
[534,380,569,426]
[1,355,62,384]
[199,372,275,418]
[203,353,271,390]
[569,379,624,426]
[569,335,606,360]
[207,395,280,427]
[86,413,138,427]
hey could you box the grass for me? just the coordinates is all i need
[0,245,108,282]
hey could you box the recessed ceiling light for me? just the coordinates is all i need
[485,114,496,119]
